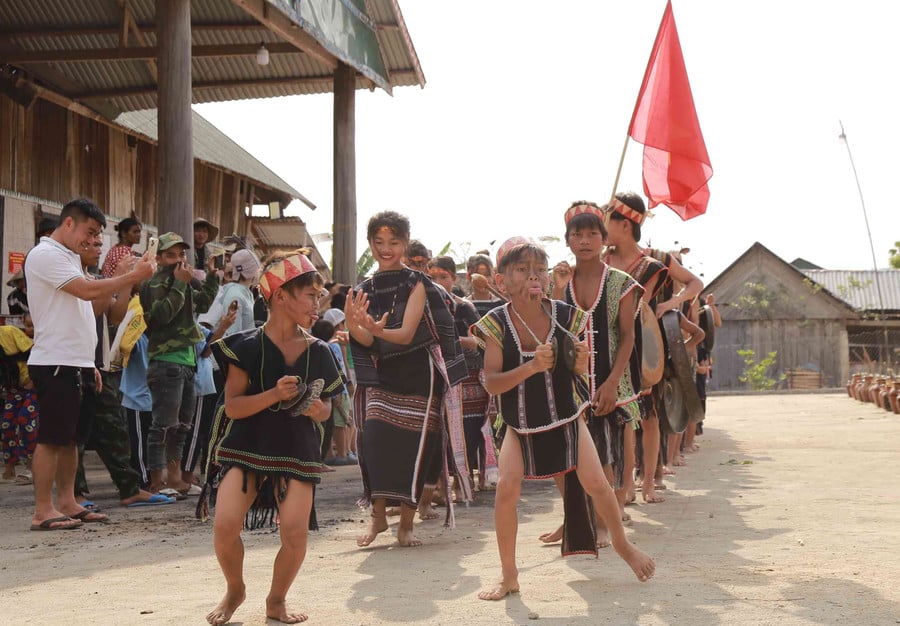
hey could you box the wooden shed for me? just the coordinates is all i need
[0,91,319,310]
[702,242,859,391]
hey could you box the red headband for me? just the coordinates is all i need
[609,198,647,225]
[564,202,605,226]
[258,254,317,301]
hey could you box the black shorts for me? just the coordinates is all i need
[29,365,95,446]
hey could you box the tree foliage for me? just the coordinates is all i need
[737,349,784,391]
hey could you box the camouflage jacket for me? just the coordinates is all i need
[140,267,219,361]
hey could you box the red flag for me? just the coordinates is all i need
[628,1,712,220]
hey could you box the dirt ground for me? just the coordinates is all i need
[2,393,899,625]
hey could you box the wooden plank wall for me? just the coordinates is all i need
[708,319,846,391]
[0,94,253,236]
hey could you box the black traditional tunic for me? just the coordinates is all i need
[202,327,344,528]
[564,265,642,488]
[349,268,469,512]
[472,299,598,556]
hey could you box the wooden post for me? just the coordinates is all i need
[333,62,356,285]
[156,0,193,260]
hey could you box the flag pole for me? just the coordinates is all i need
[608,133,630,204]
[609,1,669,206]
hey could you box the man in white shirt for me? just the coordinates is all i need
[25,198,154,531]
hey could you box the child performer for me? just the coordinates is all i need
[347,211,469,548]
[204,251,344,626]
[472,237,654,601]
[541,202,643,548]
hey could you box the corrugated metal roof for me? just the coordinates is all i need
[249,217,331,279]
[801,270,900,312]
[0,0,424,113]
[114,108,313,208]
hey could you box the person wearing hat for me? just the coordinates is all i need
[193,218,220,270]
[319,307,357,466]
[201,250,344,626]
[140,232,220,494]
[6,269,28,316]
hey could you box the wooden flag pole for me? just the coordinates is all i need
[609,133,631,204]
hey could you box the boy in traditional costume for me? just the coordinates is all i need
[541,201,643,547]
[204,252,344,625]
[604,192,703,504]
[472,237,654,601]
[347,211,469,548]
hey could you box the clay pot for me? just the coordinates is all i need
[890,381,900,414]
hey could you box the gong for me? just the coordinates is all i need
[660,310,705,432]
[698,304,716,352]
[640,300,665,389]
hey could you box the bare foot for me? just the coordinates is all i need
[596,529,611,549]
[418,503,439,521]
[661,465,676,475]
[206,586,246,625]
[642,484,666,503]
[385,506,401,517]
[614,541,656,582]
[478,580,520,601]
[397,526,422,547]
[357,515,389,547]
[539,524,563,544]
[266,598,308,624]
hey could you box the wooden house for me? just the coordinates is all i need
[702,242,859,391]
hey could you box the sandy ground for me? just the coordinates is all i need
[2,393,900,625]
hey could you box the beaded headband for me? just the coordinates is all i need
[496,236,539,269]
[564,201,605,226]
[608,198,647,226]
[258,253,317,301]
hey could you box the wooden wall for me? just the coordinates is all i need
[708,319,848,391]
[0,94,260,235]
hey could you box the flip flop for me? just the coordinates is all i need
[69,509,110,523]
[30,516,83,531]
[78,500,101,512]
[126,493,176,507]
[157,488,188,501]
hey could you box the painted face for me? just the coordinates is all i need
[428,267,455,292]
[566,226,605,260]
[159,245,188,267]
[369,232,406,270]
[65,217,104,257]
[281,283,323,329]
[497,253,549,302]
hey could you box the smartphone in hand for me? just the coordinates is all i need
[147,236,159,258]
[229,300,239,313]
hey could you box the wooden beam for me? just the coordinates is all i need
[232,0,337,70]
[1,42,302,64]
[332,62,356,285]
[375,23,402,31]
[119,0,158,83]
[0,22,267,39]
[76,75,335,100]
[156,0,194,259]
